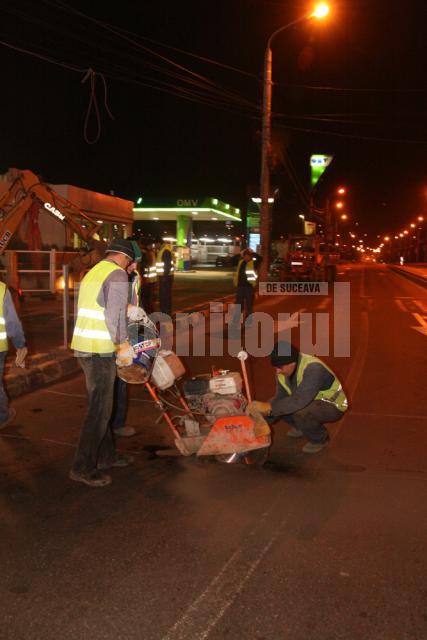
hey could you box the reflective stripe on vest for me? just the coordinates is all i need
[233,259,258,288]
[144,266,157,280]
[0,282,8,351]
[278,354,348,412]
[71,260,123,353]
[156,245,175,275]
[77,308,105,320]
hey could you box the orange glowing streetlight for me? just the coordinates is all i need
[410,223,415,228]
[384,236,390,241]
[259,1,331,280]
[312,2,330,19]
[418,216,424,222]
[340,213,348,220]
[337,186,346,195]
[403,230,409,235]
[335,201,344,209]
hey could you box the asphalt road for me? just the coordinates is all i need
[1,264,426,640]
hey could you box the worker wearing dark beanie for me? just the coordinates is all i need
[269,341,300,367]
[249,342,348,454]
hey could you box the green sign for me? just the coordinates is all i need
[310,155,333,189]
[247,213,260,230]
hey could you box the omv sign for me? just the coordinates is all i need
[176,199,199,207]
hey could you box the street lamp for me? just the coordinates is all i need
[259,3,330,281]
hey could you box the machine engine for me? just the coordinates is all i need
[183,372,247,422]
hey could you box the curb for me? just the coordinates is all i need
[388,266,427,289]
[5,350,81,399]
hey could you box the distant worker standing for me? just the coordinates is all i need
[70,239,136,487]
[249,341,348,454]
[140,239,157,315]
[0,281,27,429]
[233,249,258,324]
[155,237,174,316]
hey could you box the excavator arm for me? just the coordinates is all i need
[0,169,102,253]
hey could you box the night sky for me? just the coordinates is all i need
[2,0,427,242]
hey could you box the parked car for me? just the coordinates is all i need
[269,257,287,280]
[215,254,240,268]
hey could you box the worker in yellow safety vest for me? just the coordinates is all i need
[155,237,174,315]
[232,249,258,326]
[0,281,27,429]
[140,239,157,314]
[70,238,138,487]
[249,341,348,454]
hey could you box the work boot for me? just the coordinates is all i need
[0,408,16,430]
[69,469,112,487]
[287,427,304,438]
[98,453,134,470]
[113,426,136,437]
[302,440,329,454]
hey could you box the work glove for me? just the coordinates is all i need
[248,400,272,416]
[15,347,28,368]
[127,304,149,323]
[116,341,134,368]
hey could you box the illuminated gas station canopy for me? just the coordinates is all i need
[133,197,241,222]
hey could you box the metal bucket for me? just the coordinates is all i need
[117,321,161,384]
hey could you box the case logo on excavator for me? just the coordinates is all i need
[0,230,12,248]
[44,202,65,221]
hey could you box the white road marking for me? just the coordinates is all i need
[414,299,427,314]
[162,504,289,640]
[0,433,75,448]
[330,311,369,443]
[43,389,86,398]
[42,389,152,403]
[411,312,427,336]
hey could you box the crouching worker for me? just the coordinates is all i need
[249,341,348,454]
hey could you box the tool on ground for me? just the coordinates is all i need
[237,350,252,403]
[117,318,271,466]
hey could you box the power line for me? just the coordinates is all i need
[275,122,427,145]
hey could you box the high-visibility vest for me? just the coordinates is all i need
[233,259,258,288]
[278,354,348,412]
[0,282,9,352]
[156,245,175,276]
[71,260,123,354]
[142,250,157,281]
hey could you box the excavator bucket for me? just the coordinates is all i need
[196,415,271,457]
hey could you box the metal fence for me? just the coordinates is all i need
[0,249,80,294]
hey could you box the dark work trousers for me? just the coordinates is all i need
[72,355,117,475]
[111,377,128,430]
[234,285,254,320]
[159,275,173,316]
[141,282,154,315]
[280,399,344,444]
[0,351,9,423]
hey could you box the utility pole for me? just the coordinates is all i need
[259,46,272,283]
